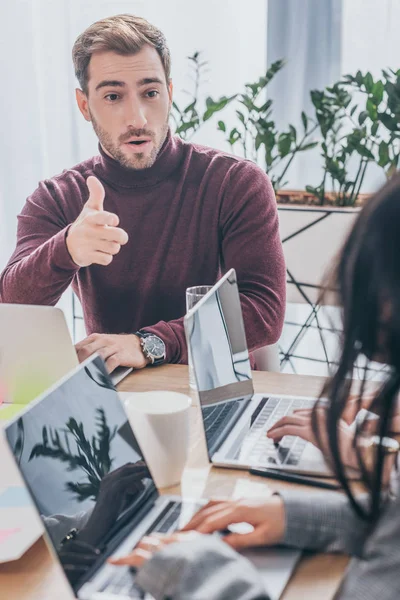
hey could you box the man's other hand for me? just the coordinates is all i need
[67,176,129,267]
[75,333,149,372]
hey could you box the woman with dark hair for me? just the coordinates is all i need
[109,174,400,599]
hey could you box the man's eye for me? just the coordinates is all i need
[105,93,120,102]
[146,90,159,98]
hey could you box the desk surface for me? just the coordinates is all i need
[0,365,348,600]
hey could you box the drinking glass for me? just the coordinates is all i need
[185,285,213,389]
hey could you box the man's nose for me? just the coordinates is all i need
[125,102,147,130]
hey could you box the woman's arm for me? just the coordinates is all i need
[182,494,369,556]
[280,489,369,555]
[336,488,400,600]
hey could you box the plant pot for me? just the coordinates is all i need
[276,189,371,208]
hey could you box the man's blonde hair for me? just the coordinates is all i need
[72,14,171,94]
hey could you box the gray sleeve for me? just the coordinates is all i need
[279,489,369,555]
[336,489,400,600]
[135,535,269,600]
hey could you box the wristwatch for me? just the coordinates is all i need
[135,331,166,366]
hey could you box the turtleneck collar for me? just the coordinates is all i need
[94,128,184,189]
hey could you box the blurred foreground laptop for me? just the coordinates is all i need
[0,304,131,405]
[4,354,300,600]
[184,269,333,477]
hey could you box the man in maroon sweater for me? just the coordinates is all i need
[0,14,286,373]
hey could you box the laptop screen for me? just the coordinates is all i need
[185,269,254,456]
[5,355,156,591]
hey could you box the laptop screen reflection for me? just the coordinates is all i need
[186,270,253,456]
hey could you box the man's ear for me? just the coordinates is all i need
[76,88,91,122]
[168,79,173,108]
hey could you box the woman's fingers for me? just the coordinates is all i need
[109,547,152,568]
[194,507,243,534]
[108,535,174,568]
[267,424,309,442]
[267,414,310,435]
[181,500,229,531]
[109,532,202,569]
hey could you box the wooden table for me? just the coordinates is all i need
[0,365,349,599]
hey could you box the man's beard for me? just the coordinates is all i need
[89,111,169,170]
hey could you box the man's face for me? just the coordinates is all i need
[76,45,172,170]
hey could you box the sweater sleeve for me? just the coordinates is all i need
[0,179,79,305]
[335,489,400,600]
[135,535,269,600]
[219,161,286,351]
[279,489,370,555]
[146,161,286,363]
[282,485,400,600]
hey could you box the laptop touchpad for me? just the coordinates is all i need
[241,547,301,600]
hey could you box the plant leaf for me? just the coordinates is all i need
[364,72,374,93]
[278,133,292,158]
[357,144,374,160]
[379,112,399,132]
[378,141,390,167]
[299,141,319,151]
[366,98,378,121]
[358,111,368,126]
[371,121,379,136]
[372,80,384,105]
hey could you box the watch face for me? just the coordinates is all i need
[144,335,165,359]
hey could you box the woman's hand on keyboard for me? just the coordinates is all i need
[108,531,202,568]
[267,405,329,449]
[266,406,357,467]
[180,496,285,549]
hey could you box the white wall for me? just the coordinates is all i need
[341,0,400,78]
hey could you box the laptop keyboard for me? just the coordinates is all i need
[203,401,241,450]
[242,396,315,467]
[102,501,202,598]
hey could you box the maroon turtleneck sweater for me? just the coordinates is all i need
[0,131,286,364]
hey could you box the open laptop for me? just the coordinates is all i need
[184,268,333,477]
[0,304,131,406]
[4,354,300,600]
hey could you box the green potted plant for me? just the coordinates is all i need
[214,59,319,193]
[342,68,400,179]
[171,52,236,141]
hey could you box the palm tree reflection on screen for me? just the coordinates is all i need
[29,408,117,502]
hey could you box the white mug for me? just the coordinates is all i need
[123,391,192,489]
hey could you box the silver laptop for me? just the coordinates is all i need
[4,354,299,600]
[184,269,332,477]
[0,304,131,405]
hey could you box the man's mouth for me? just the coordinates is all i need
[122,138,153,155]
[125,137,152,145]
[128,140,148,145]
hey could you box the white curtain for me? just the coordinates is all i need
[266,0,342,191]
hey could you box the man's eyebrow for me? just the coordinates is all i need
[95,80,126,91]
[137,77,164,86]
